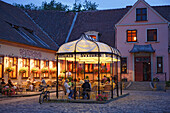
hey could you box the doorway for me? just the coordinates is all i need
[135,57,151,81]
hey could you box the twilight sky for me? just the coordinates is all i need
[1,0,170,9]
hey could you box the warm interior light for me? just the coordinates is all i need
[134,37,137,41]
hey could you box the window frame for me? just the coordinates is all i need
[33,59,40,79]
[126,30,137,42]
[136,8,147,21]
[52,61,57,78]
[8,57,18,79]
[84,31,99,41]
[156,56,163,73]
[42,60,49,78]
[0,56,4,79]
[147,29,158,42]
[21,58,30,79]
[121,57,128,74]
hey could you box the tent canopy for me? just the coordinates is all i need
[56,34,121,63]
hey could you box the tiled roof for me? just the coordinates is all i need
[27,8,130,47]
[26,10,75,46]
[68,8,129,47]
[0,1,59,51]
[27,5,170,48]
[1,1,170,50]
[152,5,170,22]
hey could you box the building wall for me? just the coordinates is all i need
[0,42,58,84]
[116,0,169,81]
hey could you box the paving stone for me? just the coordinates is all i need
[0,90,170,113]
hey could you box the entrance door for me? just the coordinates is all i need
[135,57,151,81]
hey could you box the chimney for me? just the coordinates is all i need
[126,6,132,9]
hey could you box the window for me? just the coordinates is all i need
[136,8,147,21]
[8,57,18,79]
[147,29,157,41]
[85,31,99,41]
[42,60,49,78]
[52,61,56,78]
[157,57,163,73]
[127,30,137,42]
[33,59,40,78]
[89,35,96,39]
[85,64,94,73]
[121,58,127,74]
[22,58,30,79]
[0,56,4,79]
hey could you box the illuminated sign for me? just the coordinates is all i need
[19,49,42,58]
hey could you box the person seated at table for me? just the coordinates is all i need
[79,79,84,85]
[1,78,6,85]
[41,77,46,86]
[31,78,36,83]
[64,79,73,99]
[5,79,17,89]
[26,77,31,84]
[101,75,107,83]
[82,79,91,99]
[68,79,73,87]
[26,77,34,91]
[6,79,14,88]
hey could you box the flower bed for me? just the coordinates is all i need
[96,94,108,101]
[2,87,15,96]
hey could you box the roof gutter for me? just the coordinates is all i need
[65,12,78,43]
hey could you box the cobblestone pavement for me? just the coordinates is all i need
[0,90,170,113]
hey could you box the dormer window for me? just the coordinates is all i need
[84,31,99,41]
[89,35,96,40]
[136,8,147,21]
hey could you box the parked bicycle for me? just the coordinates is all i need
[39,85,50,104]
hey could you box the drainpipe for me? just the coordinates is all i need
[151,53,153,82]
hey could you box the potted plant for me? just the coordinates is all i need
[49,68,56,74]
[61,70,66,73]
[77,67,84,75]
[41,67,49,73]
[5,67,14,73]
[31,67,39,73]
[19,67,27,74]
[94,69,98,74]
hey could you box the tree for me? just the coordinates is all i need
[83,0,98,11]
[72,3,82,12]
[13,0,98,11]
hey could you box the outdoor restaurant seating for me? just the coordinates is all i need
[46,81,53,89]
[34,81,41,91]
[102,85,112,97]
[90,85,98,100]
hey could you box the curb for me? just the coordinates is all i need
[0,91,56,98]
[48,93,129,104]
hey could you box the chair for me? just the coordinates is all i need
[102,85,112,98]
[46,81,53,89]
[90,85,97,100]
[21,85,27,94]
[59,85,68,99]
[34,81,41,91]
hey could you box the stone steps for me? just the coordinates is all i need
[126,82,153,91]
